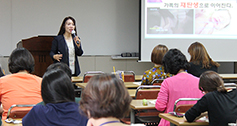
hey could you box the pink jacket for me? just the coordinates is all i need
[155,72,203,126]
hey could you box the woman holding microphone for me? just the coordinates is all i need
[50,16,83,76]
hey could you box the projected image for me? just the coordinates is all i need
[147,8,193,34]
[195,9,231,34]
[147,0,162,3]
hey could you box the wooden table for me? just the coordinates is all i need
[72,74,237,83]
[72,76,83,83]
[75,82,140,89]
[159,113,209,126]
[2,119,22,126]
[133,74,237,82]
[219,74,237,83]
[135,75,143,81]
[72,75,143,83]
[219,74,237,79]
[130,99,156,124]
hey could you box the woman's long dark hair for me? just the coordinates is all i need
[57,16,78,36]
[41,69,75,104]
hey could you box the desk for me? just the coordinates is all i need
[72,75,143,83]
[219,74,237,79]
[72,74,237,83]
[159,113,208,126]
[130,99,156,124]
[72,76,83,83]
[135,75,143,81]
[2,119,22,126]
[219,74,237,83]
[76,82,140,89]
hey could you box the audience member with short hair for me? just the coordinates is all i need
[184,71,237,126]
[0,48,42,120]
[155,49,203,126]
[80,74,145,126]
[187,42,220,77]
[22,69,88,126]
[141,44,171,85]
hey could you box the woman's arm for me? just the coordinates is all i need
[184,111,207,121]
[50,37,63,62]
[185,96,208,122]
[50,37,58,60]
[74,42,83,56]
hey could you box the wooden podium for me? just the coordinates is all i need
[21,36,55,77]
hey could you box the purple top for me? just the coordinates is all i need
[22,102,88,126]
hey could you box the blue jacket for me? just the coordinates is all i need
[50,35,83,76]
[22,102,88,126]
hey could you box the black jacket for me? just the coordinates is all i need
[50,35,83,76]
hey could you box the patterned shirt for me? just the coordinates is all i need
[141,65,172,85]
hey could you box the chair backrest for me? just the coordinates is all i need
[124,71,135,82]
[151,79,164,88]
[173,98,200,113]
[83,71,104,83]
[135,85,161,99]
[7,104,35,119]
[175,104,194,113]
[151,79,164,84]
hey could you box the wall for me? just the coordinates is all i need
[0,0,139,56]
[0,56,235,77]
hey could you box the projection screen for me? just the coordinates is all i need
[140,0,237,62]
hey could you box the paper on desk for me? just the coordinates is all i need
[198,116,209,122]
[149,100,156,105]
[133,82,141,85]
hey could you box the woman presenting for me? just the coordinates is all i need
[50,16,83,76]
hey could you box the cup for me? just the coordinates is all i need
[112,71,124,81]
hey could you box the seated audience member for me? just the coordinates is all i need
[0,48,42,120]
[80,74,145,126]
[155,49,203,126]
[47,62,72,78]
[141,44,171,85]
[184,71,237,126]
[187,42,220,77]
[22,69,88,126]
[37,62,81,105]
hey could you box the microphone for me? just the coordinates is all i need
[71,30,80,44]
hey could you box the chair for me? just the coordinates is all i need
[121,85,161,126]
[6,104,35,119]
[82,71,104,83]
[170,98,200,126]
[135,85,161,99]
[124,71,135,82]
[151,79,164,87]
[151,79,164,84]
[173,98,200,113]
